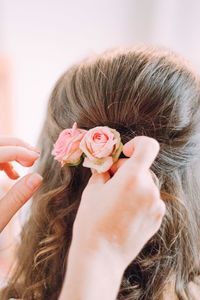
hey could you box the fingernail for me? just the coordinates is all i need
[26,173,43,190]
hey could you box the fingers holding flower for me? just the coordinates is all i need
[52,123,123,173]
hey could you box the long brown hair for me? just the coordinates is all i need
[2,46,200,299]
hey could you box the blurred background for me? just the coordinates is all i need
[0,0,200,286]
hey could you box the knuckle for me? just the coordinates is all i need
[159,201,166,216]
[150,199,166,220]
[146,136,160,149]
[9,182,31,208]
[149,170,160,187]
[150,186,161,200]
[144,194,155,208]
[151,140,160,156]
[13,190,28,207]
[123,170,143,190]
[142,187,160,209]
[137,136,160,153]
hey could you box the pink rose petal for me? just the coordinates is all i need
[52,122,87,166]
[83,156,113,173]
[80,126,122,173]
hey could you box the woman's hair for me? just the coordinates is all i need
[2,46,200,299]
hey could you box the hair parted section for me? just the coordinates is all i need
[2,46,200,299]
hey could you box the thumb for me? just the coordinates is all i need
[0,173,43,232]
[88,170,110,186]
[122,139,135,157]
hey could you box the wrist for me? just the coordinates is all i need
[59,238,125,300]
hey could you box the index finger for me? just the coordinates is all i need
[0,146,40,166]
[122,136,160,171]
[0,136,40,153]
[0,173,42,232]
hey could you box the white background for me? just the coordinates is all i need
[1,0,200,144]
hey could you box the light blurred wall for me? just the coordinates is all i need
[1,0,135,144]
[1,0,200,145]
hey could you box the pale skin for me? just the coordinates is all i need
[59,136,166,300]
[0,136,43,232]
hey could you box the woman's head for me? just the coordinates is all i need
[3,46,200,299]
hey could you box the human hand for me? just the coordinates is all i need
[72,136,165,270]
[0,136,43,232]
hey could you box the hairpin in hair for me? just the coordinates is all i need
[52,122,123,173]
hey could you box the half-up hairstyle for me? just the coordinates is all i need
[2,46,200,299]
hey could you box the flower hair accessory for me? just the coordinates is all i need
[52,122,123,173]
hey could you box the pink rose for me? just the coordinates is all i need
[80,126,123,173]
[52,122,87,167]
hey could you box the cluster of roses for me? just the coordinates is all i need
[52,122,123,173]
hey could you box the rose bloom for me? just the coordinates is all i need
[80,126,123,173]
[52,122,87,166]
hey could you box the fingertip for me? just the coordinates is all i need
[17,160,36,167]
[122,140,135,157]
[123,137,160,158]
[136,136,160,153]
[26,145,41,153]
[15,138,41,154]
[123,136,160,171]
[25,173,43,192]
[17,152,40,166]
[30,151,40,159]
[152,139,160,155]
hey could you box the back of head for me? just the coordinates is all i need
[3,46,200,299]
